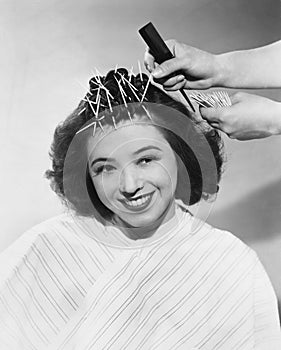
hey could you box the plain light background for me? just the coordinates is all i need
[1,0,280,299]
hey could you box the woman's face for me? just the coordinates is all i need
[87,123,178,230]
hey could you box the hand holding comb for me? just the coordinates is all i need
[139,22,195,112]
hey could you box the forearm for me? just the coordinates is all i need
[269,100,281,136]
[216,40,281,89]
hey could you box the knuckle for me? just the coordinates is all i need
[215,114,223,124]
[217,108,228,122]
[197,81,209,89]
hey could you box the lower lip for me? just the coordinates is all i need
[120,192,155,212]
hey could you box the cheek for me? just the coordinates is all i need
[162,153,178,177]
[92,176,116,204]
[151,162,177,191]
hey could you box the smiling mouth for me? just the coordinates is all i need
[120,192,155,210]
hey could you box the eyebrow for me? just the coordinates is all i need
[132,145,163,155]
[90,146,163,167]
[90,157,115,167]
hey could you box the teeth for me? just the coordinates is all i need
[125,194,150,207]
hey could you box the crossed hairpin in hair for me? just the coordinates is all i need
[76,63,153,135]
[76,63,232,136]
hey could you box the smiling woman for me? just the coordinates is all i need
[88,124,178,237]
[0,68,280,349]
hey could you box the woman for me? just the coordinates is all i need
[0,69,280,349]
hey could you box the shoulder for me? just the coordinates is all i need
[0,212,94,281]
[176,200,258,263]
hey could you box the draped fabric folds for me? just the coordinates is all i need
[0,202,280,349]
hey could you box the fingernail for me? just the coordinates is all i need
[145,63,152,72]
[177,75,185,82]
[152,67,162,78]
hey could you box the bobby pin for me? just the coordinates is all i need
[96,78,114,100]
[119,86,128,107]
[117,72,138,91]
[117,72,141,102]
[140,74,152,103]
[128,84,141,101]
[92,122,97,136]
[76,120,97,135]
[90,75,113,101]
[118,80,127,97]
[95,94,101,117]
[102,85,114,100]
[78,107,86,115]
[190,95,211,108]
[98,121,104,132]
[86,115,105,134]
[117,72,126,86]
[212,92,225,107]
[220,91,231,106]
[138,60,143,81]
[127,109,133,123]
[82,97,96,104]
[89,80,100,88]
[106,90,113,112]
[92,87,101,104]
[141,104,153,120]
[114,77,128,107]
[128,66,134,82]
[111,116,117,129]
[91,72,102,87]
[85,96,97,115]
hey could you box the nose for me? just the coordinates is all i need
[119,165,144,197]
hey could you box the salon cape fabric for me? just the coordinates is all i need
[0,201,280,350]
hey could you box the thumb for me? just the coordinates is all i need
[200,107,222,123]
[152,57,185,78]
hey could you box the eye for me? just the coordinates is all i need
[92,164,115,176]
[137,155,159,166]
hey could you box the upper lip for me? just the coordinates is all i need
[119,192,154,202]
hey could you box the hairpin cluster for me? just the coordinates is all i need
[76,64,152,135]
[189,91,232,108]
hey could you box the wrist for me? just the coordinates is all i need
[269,100,281,136]
[213,53,233,88]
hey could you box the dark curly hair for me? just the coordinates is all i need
[45,68,224,218]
